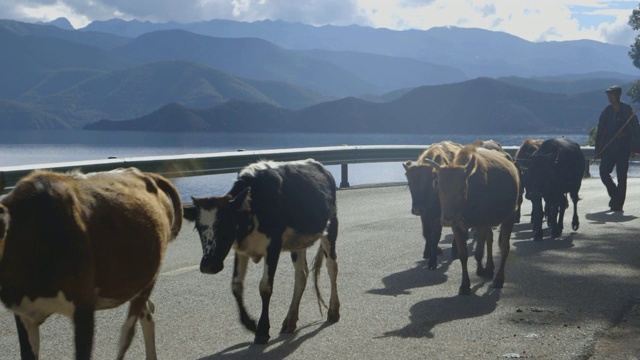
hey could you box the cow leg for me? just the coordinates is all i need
[255,243,281,344]
[73,303,95,360]
[117,284,157,360]
[18,316,40,360]
[571,191,580,231]
[232,253,257,332]
[15,315,36,360]
[473,226,486,277]
[531,196,544,241]
[281,250,308,333]
[515,182,524,224]
[322,235,341,323]
[421,214,441,269]
[139,299,157,360]
[453,226,471,295]
[556,195,568,236]
[493,218,514,289]
[549,202,561,238]
[475,226,494,279]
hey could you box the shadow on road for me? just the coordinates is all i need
[379,286,500,339]
[198,321,335,360]
[512,234,575,255]
[366,233,481,296]
[585,210,638,224]
[366,259,451,296]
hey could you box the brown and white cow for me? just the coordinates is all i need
[0,168,182,360]
[184,159,339,344]
[433,145,520,295]
[403,141,462,269]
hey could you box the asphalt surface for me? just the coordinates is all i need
[1,177,640,359]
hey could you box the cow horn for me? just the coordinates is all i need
[422,158,441,169]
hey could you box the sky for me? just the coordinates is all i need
[1,0,640,45]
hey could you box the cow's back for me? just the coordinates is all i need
[535,138,585,194]
[464,148,520,227]
[0,168,180,309]
[418,141,462,165]
[238,160,336,235]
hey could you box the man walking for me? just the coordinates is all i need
[594,85,639,212]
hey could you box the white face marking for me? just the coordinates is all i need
[197,208,218,255]
[11,291,76,324]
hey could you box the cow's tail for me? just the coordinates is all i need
[150,173,183,241]
[312,242,329,316]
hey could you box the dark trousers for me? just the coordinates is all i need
[599,149,630,209]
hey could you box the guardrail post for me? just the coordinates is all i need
[340,164,350,188]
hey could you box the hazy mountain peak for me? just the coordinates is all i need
[37,17,74,30]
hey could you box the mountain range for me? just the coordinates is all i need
[85,77,624,134]
[1,17,639,133]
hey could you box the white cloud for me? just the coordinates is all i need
[356,0,638,45]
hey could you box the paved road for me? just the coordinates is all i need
[1,178,640,359]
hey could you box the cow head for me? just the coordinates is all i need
[435,155,477,227]
[185,187,252,274]
[403,160,439,216]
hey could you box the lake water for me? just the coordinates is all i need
[0,130,595,200]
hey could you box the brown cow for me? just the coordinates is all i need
[434,145,520,295]
[0,168,182,360]
[403,141,462,269]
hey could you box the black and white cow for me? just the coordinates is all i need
[184,159,340,344]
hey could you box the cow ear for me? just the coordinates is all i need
[231,187,251,211]
[465,155,477,178]
[403,161,411,171]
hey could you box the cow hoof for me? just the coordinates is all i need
[492,277,505,289]
[280,318,297,333]
[327,309,340,323]
[427,260,437,270]
[533,235,543,242]
[254,334,270,345]
[572,223,579,231]
[551,231,562,239]
[458,287,471,296]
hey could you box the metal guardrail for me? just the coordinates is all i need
[0,145,596,192]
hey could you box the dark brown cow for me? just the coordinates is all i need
[0,168,182,360]
[403,141,462,269]
[514,139,544,223]
[434,145,520,295]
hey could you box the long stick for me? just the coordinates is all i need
[591,109,637,164]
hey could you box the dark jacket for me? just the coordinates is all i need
[595,102,639,157]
